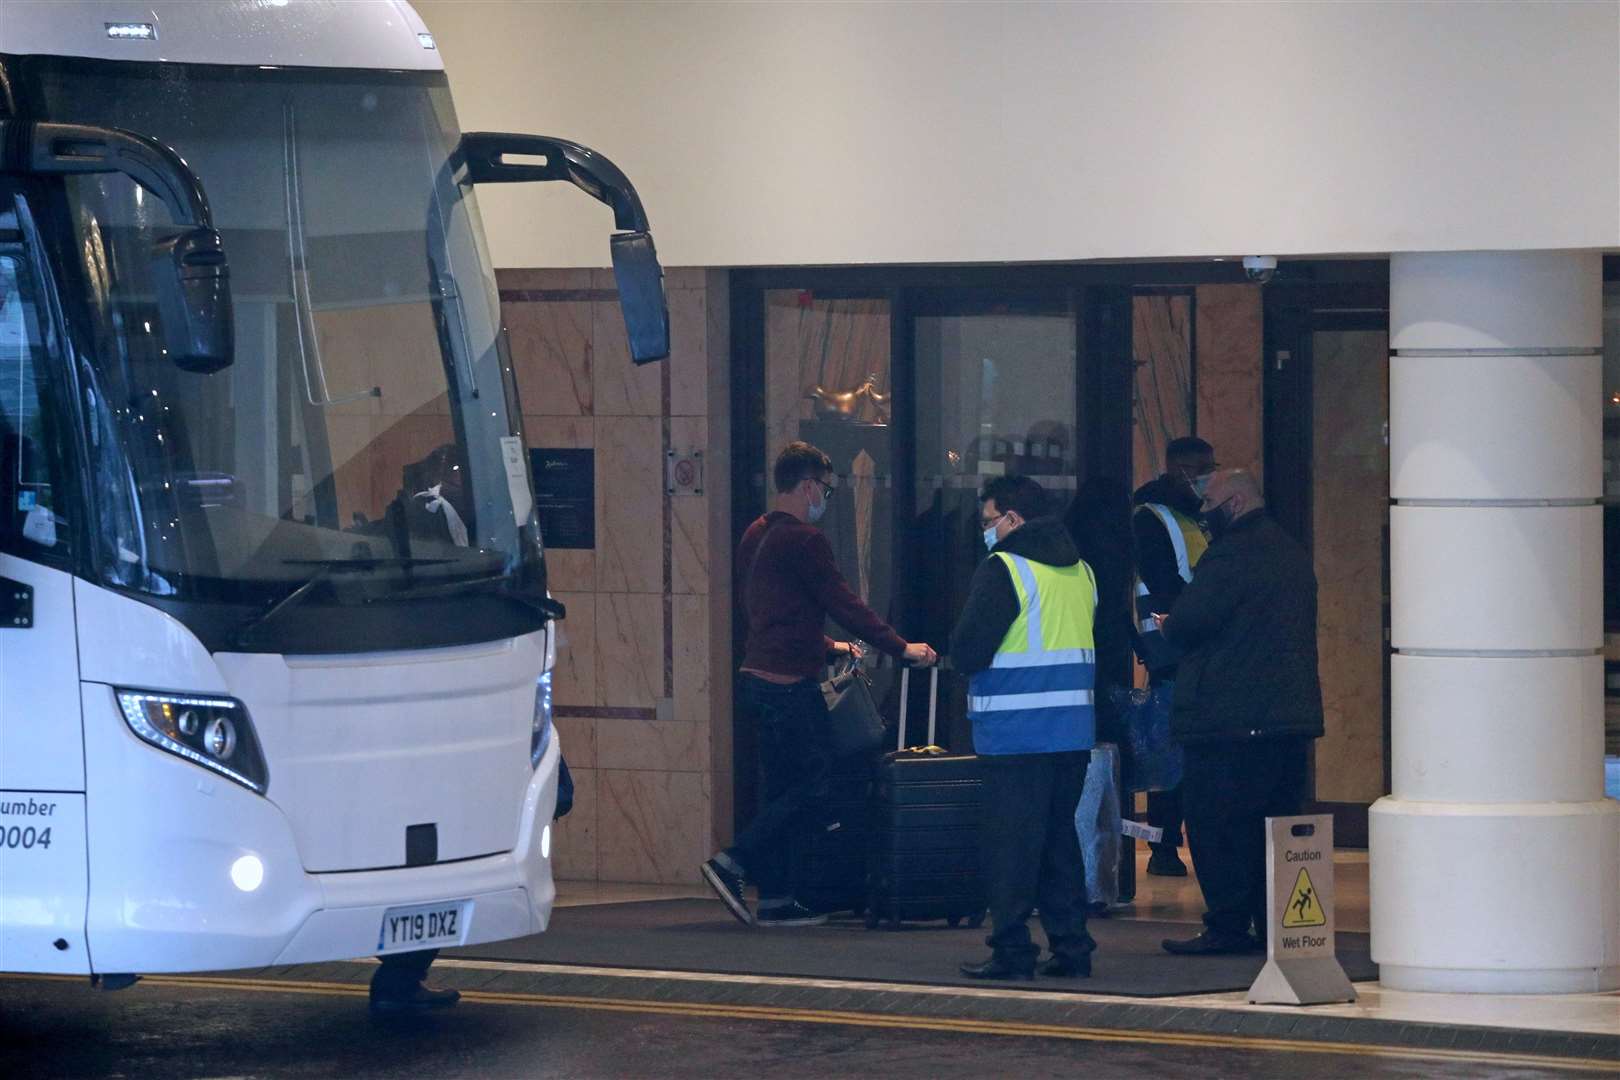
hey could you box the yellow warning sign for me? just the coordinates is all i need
[1281,867,1326,928]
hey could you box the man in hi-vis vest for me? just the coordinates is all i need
[1131,436,1217,877]
[950,476,1099,981]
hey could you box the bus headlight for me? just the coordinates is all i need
[531,670,553,769]
[116,690,269,795]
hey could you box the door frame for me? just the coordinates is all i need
[1262,266,1390,847]
[728,259,1387,839]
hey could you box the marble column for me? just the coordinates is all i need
[1370,251,1620,993]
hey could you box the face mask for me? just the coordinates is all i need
[1192,472,1213,500]
[1204,502,1233,538]
[983,514,1006,551]
[807,488,827,524]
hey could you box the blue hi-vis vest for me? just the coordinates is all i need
[966,552,1098,756]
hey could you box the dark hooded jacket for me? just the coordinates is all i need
[950,517,1092,677]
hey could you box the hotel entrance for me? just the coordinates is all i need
[730,261,1395,843]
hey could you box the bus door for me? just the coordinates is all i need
[0,193,90,974]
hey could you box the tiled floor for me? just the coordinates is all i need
[554,849,1618,1040]
[554,880,710,908]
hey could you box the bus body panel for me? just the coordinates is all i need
[0,792,89,974]
[73,580,228,696]
[78,675,560,974]
[0,557,85,791]
[213,633,543,873]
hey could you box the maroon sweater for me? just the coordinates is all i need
[737,512,907,679]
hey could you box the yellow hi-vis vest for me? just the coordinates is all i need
[966,552,1098,755]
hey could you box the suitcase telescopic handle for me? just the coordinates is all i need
[896,663,941,751]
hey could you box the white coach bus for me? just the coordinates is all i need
[0,0,668,983]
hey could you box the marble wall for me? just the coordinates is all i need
[1311,329,1390,803]
[500,267,731,885]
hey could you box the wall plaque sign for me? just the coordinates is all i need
[530,448,595,550]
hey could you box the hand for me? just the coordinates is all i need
[1151,612,1168,632]
[830,640,865,662]
[903,642,938,667]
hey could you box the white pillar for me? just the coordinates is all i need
[1371,251,1620,994]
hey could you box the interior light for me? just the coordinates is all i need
[540,824,552,860]
[230,854,265,892]
[418,32,437,50]
[105,22,157,40]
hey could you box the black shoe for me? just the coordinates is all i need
[1146,848,1188,877]
[369,982,461,1012]
[1038,953,1092,978]
[756,899,828,928]
[1161,929,1258,956]
[701,856,754,926]
[959,956,1035,981]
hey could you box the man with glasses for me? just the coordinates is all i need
[703,441,936,927]
[951,475,1099,980]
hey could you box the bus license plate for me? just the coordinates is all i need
[377,900,469,953]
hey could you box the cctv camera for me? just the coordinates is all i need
[1242,255,1278,284]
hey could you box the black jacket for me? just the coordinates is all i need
[1065,480,1135,743]
[950,517,1087,677]
[1132,475,1204,679]
[1161,510,1324,744]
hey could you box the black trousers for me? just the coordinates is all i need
[372,948,437,993]
[979,751,1094,965]
[1181,738,1309,938]
[730,675,833,902]
[1147,786,1184,851]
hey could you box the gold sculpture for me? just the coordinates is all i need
[808,372,889,424]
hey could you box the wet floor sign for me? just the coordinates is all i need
[1247,814,1356,1006]
[1281,868,1325,928]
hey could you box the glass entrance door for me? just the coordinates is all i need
[910,291,1080,748]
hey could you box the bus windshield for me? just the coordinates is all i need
[13,58,547,646]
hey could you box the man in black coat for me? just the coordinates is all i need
[1154,470,1324,955]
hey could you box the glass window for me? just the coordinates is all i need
[762,290,894,612]
[21,60,537,613]
[0,253,70,556]
[1603,279,1620,759]
[1131,291,1194,490]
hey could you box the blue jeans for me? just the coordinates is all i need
[729,675,833,903]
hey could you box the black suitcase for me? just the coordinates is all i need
[865,666,986,929]
[791,752,873,916]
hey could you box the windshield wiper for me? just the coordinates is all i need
[233,556,454,648]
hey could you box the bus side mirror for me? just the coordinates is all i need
[458,132,671,364]
[610,231,669,365]
[151,227,233,374]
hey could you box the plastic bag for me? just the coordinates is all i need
[1114,683,1184,792]
[1075,743,1122,908]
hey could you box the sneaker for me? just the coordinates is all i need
[755,899,828,927]
[1146,848,1188,877]
[701,856,754,926]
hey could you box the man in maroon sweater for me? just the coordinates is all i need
[702,442,936,927]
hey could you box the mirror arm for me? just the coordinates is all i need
[0,120,213,228]
[457,132,648,233]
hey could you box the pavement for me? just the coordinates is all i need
[3,966,1616,1080]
